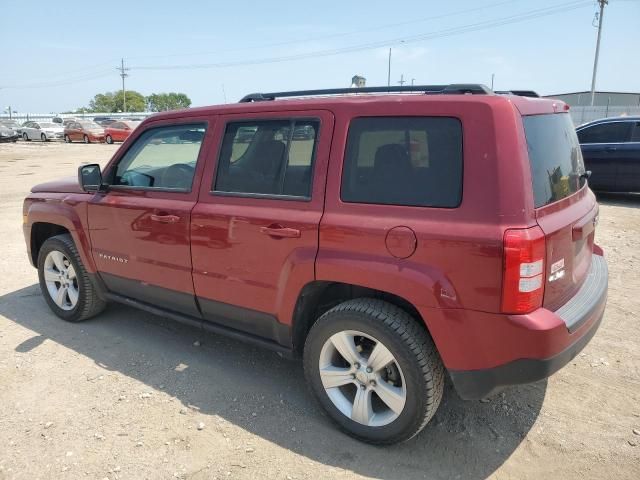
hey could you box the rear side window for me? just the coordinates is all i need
[577,121,632,144]
[341,117,463,207]
[214,119,319,198]
[523,113,586,208]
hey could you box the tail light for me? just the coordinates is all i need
[501,226,546,314]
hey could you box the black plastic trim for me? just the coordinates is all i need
[449,306,605,400]
[104,292,293,357]
[100,272,201,318]
[87,273,293,356]
[239,84,492,102]
[199,297,292,348]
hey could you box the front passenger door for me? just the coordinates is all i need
[88,120,212,316]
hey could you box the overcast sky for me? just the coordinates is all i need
[1,0,639,113]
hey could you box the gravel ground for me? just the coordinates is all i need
[0,142,638,480]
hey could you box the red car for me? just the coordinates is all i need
[63,120,105,143]
[104,121,141,144]
[23,84,608,444]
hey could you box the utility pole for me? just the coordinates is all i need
[411,78,415,86]
[590,0,607,106]
[398,74,406,86]
[387,48,392,87]
[491,73,495,90]
[116,58,130,112]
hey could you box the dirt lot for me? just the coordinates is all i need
[0,142,638,480]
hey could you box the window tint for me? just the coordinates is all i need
[631,122,640,142]
[523,113,586,208]
[111,122,124,129]
[577,121,632,144]
[112,123,206,191]
[341,117,463,207]
[214,119,319,198]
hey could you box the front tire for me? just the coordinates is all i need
[303,298,444,444]
[22,132,29,141]
[64,134,71,143]
[37,234,106,322]
[41,133,47,142]
[105,134,113,144]
[83,134,90,144]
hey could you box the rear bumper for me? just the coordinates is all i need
[448,253,608,400]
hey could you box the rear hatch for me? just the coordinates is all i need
[523,112,597,311]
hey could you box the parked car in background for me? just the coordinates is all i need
[93,116,117,126]
[0,124,19,142]
[576,116,640,193]
[0,119,21,130]
[64,121,105,143]
[104,121,141,144]
[62,118,78,128]
[20,121,64,141]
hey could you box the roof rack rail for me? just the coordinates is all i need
[239,84,492,102]
[495,90,540,98]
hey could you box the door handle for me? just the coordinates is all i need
[150,214,180,223]
[260,224,301,238]
[604,146,617,152]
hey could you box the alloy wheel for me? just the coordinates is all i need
[319,330,407,427]
[43,250,79,311]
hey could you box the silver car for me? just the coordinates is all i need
[20,121,65,142]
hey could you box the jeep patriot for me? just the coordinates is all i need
[23,84,608,444]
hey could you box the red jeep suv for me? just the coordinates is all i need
[23,84,608,444]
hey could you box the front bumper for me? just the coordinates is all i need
[0,134,20,142]
[448,253,608,400]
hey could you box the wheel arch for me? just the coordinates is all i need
[30,222,71,265]
[291,280,431,357]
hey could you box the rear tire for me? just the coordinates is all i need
[37,234,106,322]
[64,134,71,143]
[83,134,90,144]
[303,298,444,444]
[105,134,113,144]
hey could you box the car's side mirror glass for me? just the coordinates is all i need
[78,164,104,192]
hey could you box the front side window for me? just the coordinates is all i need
[341,117,463,207]
[112,123,206,191]
[214,119,319,198]
[577,121,632,144]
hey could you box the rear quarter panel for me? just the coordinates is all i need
[318,97,534,314]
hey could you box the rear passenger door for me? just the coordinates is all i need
[617,120,640,192]
[191,110,333,342]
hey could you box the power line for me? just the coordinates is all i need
[0,70,114,89]
[125,0,523,61]
[131,1,592,72]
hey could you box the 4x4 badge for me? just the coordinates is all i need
[549,258,565,282]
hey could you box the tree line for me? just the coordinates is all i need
[75,91,192,113]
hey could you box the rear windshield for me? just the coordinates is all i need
[523,113,586,208]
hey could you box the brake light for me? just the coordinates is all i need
[501,226,546,314]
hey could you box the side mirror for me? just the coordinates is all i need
[78,164,104,192]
